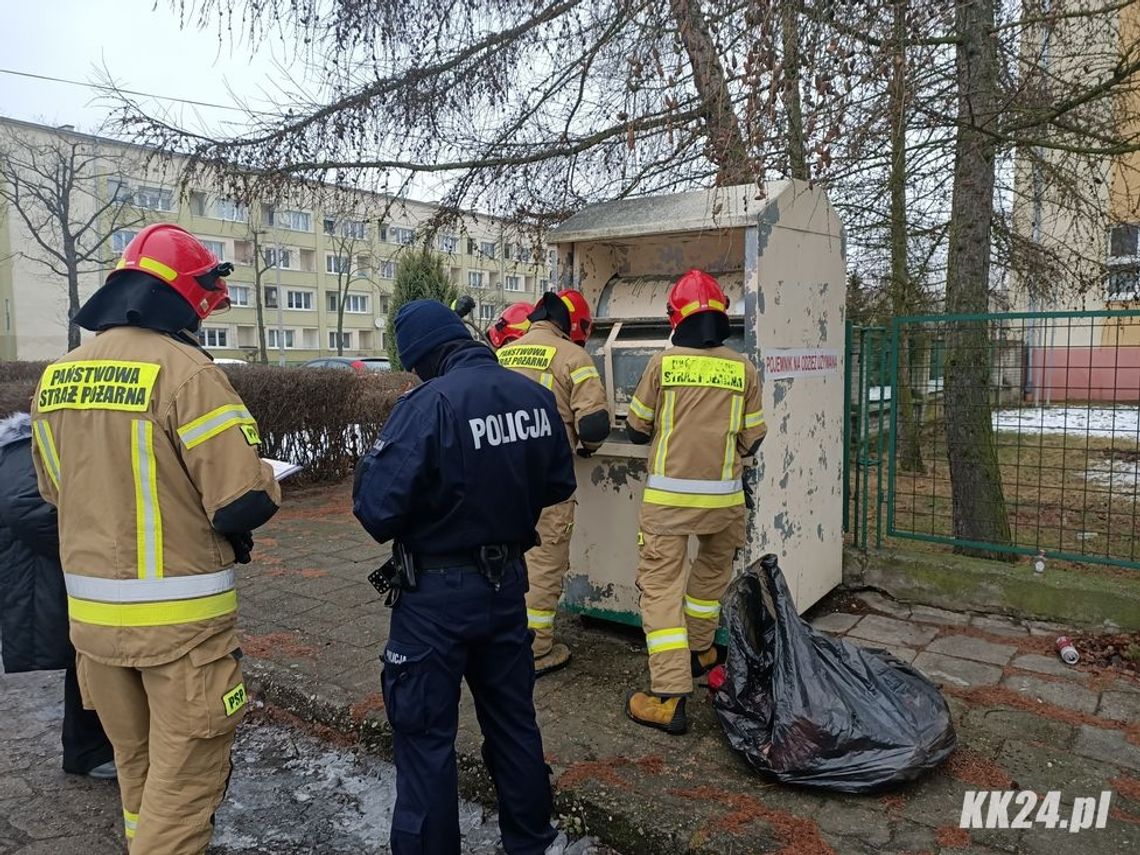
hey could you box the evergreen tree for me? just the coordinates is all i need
[386,248,459,370]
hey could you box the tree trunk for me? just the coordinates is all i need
[888,0,925,474]
[251,230,269,364]
[780,0,809,181]
[670,0,752,185]
[336,288,346,356]
[64,244,81,351]
[943,0,1013,557]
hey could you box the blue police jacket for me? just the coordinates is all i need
[353,344,578,554]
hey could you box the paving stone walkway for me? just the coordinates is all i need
[4,480,1140,854]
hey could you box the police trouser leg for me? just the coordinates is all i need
[684,513,746,654]
[525,498,575,657]
[77,643,245,854]
[636,532,693,696]
[76,653,148,849]
[466,561,556,855]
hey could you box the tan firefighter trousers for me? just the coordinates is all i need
[525,498,576,657]
[636,515,746,696]
[76,640,247,854]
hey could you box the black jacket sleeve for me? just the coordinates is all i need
[625,422,652,445]
[0,441,60,559]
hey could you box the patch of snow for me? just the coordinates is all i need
[1085,457,1140,491]
[993,406,1140,441]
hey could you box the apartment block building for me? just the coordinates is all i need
[0,117,553,363]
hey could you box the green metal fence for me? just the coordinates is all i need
[845,310,1140,568]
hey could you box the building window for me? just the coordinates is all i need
[468,271,485,289]
[329,330,353,350]
[548,249,557,266]
[538,279,549,292]
[111,229,138,254]
[264,247,293,269]
[286,290,314,310]
[1107,223,1140,301]
[480,241,497,259]
[267,328,295,349]
[505,275,522,292]
[324,218,366,239]
[379,260,396,279]
[201,239,226,260]
[391,226,415,245]
[198,327,228,348]
[265,287,278,308]
[478,303,496,322]
[467,238,478,255]
[515,244,531,263]
[269,208,311,232]
[379,295,390,315]
[344,294,369,313]
[326,254,350,274]
[214,198,248,222]
[229,285,251,307]
[132,186,175,212]
[439,234,459,254]
[326,291,340,312]
[355,254,371,276]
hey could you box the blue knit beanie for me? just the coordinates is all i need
[395,299,471,369]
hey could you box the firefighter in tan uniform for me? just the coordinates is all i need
[30,224,281,853]
[497,290,610,675]
[624,270,766,734]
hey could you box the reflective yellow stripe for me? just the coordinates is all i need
[527,608,556,629]
[123,809,138,837]
[138,255,178,282]
[32,420,61,488]
[539,372,554,390]
[643,487,745,509]
[646,627,689,654]
[652,390,675,476]
[571,365,600,385]
[661,354,745,392]
[677,299,726,318]
[131,420,163,580]
[684,595,721,620]
[177,405,256,449]
[68,590,237,627]
[722,395,743,480]
[744,410,764,429]
[628,395,654,422]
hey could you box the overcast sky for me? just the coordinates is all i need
[1,0,295,135]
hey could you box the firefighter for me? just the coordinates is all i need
[353,299,576,854]
[496,289,610,675]
[30,224,281,852]
[486,301,533,350]
[623,270,766,735]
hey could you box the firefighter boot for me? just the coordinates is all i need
[690,646,719,678]
[534,642,571,678]
[625,691,688,735]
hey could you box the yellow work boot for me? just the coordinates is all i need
[625,691,688,735]
[690,646,719,678]
[534,643,572,678]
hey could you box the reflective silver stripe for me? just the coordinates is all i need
[132,420,163,580]
[177,406,254,449]
[33,420,61,487]
[571,365,599,384]
[628,395,654,422]
[645,474,743,495]
[64,568,236,603]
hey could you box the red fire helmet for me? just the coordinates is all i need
[558,289,593,345]
[110,223,233,319]
[488,301,533,349]
[666,269,729,330]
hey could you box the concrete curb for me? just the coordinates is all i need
[844,546,1140,630]
[243,658,704,855]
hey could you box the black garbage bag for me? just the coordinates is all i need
[712,554,957,793]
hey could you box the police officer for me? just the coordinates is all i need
[624,270,766,735]
[30,224,281,851]
[353,299,576,855]
[497,290,609,675]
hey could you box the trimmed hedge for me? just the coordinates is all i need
[0,361,413,484]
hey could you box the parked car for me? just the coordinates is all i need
[299,357,391,373]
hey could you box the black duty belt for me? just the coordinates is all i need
[415,544,524,571]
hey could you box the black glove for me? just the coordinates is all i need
[227,531,254,564]
[576,446,594,459]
